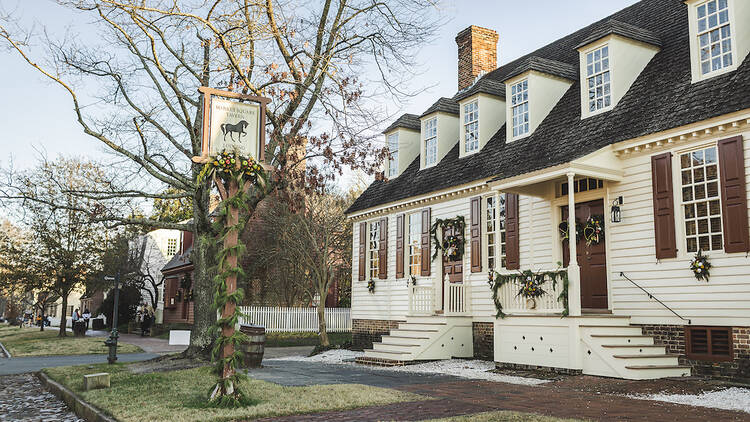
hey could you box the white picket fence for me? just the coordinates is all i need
[238,306,352,333]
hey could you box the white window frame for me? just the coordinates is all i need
[463,100,479,154]
[407,212,422,276]
[424,117,438,167]
[585,45,612,114]
[696,0,734,77]
[511,79,530,139]
[677,144,724,254]
[688,0,738,82]
[368,220,381,280]
[387,133,399,178]
[167,238,178,256]
[485,193,507,270]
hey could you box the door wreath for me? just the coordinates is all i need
[430,216,465,261]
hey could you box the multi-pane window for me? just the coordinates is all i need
[511,80,529,138]
[485,194,507,269]
[368,221,380,279]
[586,46,611,112]
[167,238,177,256]
[681,146,723,253]
[464,101,479,153]
[424,117,438,166]
[387,133,399,178]
[408,212,422,276]
[697,0,733,75]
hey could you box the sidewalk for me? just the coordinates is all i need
[0,353,159,375]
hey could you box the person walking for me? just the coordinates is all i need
[71,308,81,336]
[82,308,91,332]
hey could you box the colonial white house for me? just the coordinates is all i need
[346,0,750,382]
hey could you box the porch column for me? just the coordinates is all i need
[566,172,582,316]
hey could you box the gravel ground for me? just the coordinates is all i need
[268,350,549,386]
[629,386,750,414]
[0,373,82,422]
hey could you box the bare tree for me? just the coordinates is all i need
[262,191,352,346]
[0,0,441,355]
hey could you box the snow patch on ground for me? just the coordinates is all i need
[628,387,750,414]
[267,350,549,386]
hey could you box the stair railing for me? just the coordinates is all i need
[619,272,691,325]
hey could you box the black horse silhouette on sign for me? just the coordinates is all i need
[220,120,249,142]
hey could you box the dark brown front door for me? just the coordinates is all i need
[562,199,608,310]
[441,225,464,310]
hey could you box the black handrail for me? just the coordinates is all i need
[619,272,691,325]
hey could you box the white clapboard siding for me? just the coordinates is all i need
[238,306,351,332]
[609,128,750,326]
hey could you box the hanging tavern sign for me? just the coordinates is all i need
[195,87,270,163]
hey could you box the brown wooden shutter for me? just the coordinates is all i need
[470,197,482,273]
[505,193,520,270]
[378,217,388,279]
[718,136,750,253]
[358,222,367,281]
[420,208,431,276]
[651,152,677,259]
[395,214,405,278]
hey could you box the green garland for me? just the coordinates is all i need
[487,266,569,318]
[199,150,267,407]
[430,216,466,261]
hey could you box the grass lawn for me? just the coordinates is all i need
[425,411,586,422]
[0,325,143,357]
[44,363,425,422]
[264,331,351,347]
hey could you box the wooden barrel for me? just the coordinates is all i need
[239,324,266,368]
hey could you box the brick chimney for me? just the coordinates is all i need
[456,26,499,90]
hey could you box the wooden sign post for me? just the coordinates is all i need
[194,87,270,403]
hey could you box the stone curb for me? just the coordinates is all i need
[0,340,11,358]
[36,371,118,422]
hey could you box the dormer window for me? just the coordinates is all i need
[697,0,732,76]
[387,133,399,178]
[463,100,479,153]
[586,45,611,112]
[424,117,438,167]
[511,80,529,138]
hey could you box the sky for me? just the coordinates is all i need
[0,0,641,175]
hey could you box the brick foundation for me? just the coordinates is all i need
[352,319,401,350]
[495,362,583,376]
[638,324,750,383]
[472,322,494,361]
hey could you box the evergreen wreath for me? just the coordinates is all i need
[488,265,569,318]
[367,279,376,293]
[582,215,605,246]
[558,220,583,242]
[408,275,417,288]
[430,216,466,261]
[689,249,711,282]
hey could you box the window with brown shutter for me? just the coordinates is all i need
[505,193,520,270]
[396,214,405,279]
[686,326,733,362]
[651,152,677,259]
[470,197,482,273]
[378,216,388,279]
[420,208,431,276]
[718,136,750,253]
[358,222,367,281]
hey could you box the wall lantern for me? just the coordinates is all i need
[611,196,623,223]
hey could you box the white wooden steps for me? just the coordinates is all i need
[580,316,691,380]
[357,316,473,366]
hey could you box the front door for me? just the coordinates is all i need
[562,199,608,310]
[441,225,464,310]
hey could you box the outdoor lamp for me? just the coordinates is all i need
[611,196,623,223]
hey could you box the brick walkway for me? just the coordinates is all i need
[257,379,750,422]
[0,373,82,422]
